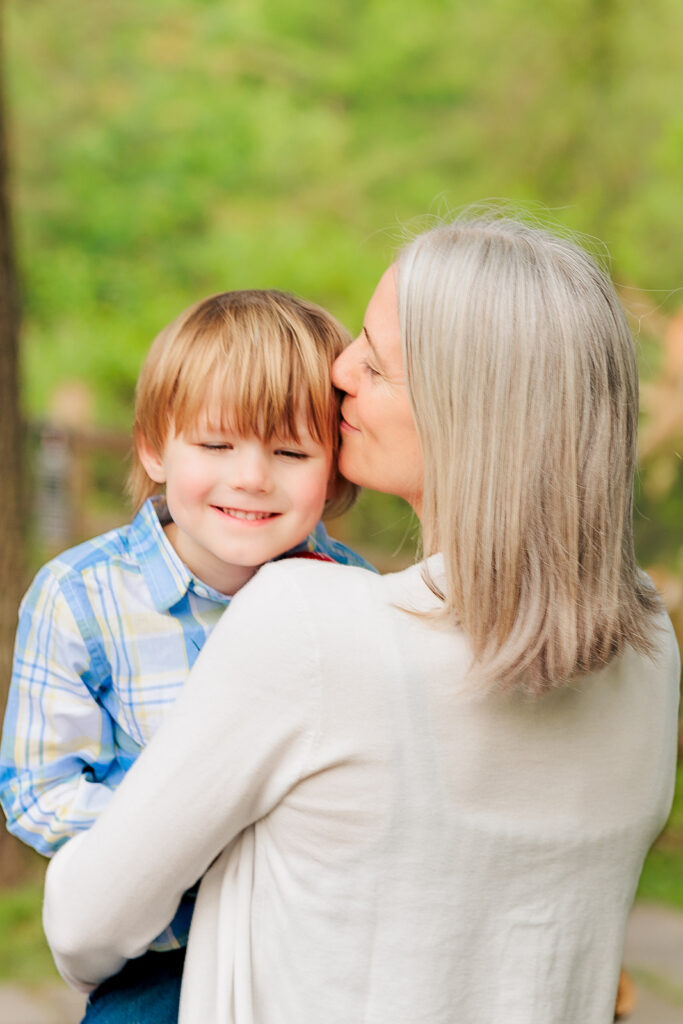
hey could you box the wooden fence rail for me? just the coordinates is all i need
[29,421,131,555]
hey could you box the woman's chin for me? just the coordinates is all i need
[338,452,366,488]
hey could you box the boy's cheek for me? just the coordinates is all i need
[171,463,212,494]
[291,473,330,521]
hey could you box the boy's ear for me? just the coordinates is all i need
[137,437,167,485]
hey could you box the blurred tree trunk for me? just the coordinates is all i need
[0,0,29,885]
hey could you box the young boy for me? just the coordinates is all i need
[0,289,373,1021]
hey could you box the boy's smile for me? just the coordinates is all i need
[214,508,278,521]
[139,421,333,594]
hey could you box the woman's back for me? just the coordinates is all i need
[180,557,680,1023]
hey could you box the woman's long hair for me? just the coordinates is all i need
[397,214,661,694]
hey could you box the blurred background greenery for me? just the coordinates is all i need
[0,0,681,985]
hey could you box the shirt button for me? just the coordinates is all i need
[194,586,208,599]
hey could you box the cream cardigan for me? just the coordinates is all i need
[44,557,680,1024]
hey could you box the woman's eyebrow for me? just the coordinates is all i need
[362,326,386,369]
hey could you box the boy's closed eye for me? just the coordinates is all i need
[196,437,312,460]
[275,448,310,460]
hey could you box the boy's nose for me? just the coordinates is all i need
[229,449,273,494]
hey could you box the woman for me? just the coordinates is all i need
[44,215,680,1023]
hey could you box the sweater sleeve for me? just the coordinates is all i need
[43,563,321,992]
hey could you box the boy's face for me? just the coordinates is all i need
[139,418,333,595]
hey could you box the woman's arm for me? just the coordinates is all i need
[43,563,321,991]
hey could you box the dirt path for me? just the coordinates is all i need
[623,902,683,1023]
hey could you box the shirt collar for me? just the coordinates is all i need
[129,496,231,612]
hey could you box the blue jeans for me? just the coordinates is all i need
[81,948,185,1024]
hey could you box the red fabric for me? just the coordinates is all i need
[281,551,335,563]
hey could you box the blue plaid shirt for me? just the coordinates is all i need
[0,496,374,947]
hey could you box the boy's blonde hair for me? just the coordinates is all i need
[129,289,358,517]
[397,214,661,695]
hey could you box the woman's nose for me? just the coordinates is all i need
[332,337,361,394]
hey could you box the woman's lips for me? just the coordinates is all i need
[340,414,360,434]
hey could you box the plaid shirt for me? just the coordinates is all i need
[0,497,373,947]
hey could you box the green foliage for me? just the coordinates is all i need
[638,763,683,909]
[0,882,59,982]
[6,0,682,429]
[635,471,683,575]
[334,490,420,571]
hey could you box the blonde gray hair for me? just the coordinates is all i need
[397,215,660,694]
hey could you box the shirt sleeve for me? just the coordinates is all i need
[0,567,119,855]
[43,563,320,991]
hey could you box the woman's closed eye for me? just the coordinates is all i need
[362,359,382,379]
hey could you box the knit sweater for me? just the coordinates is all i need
[44,556,681,1024]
